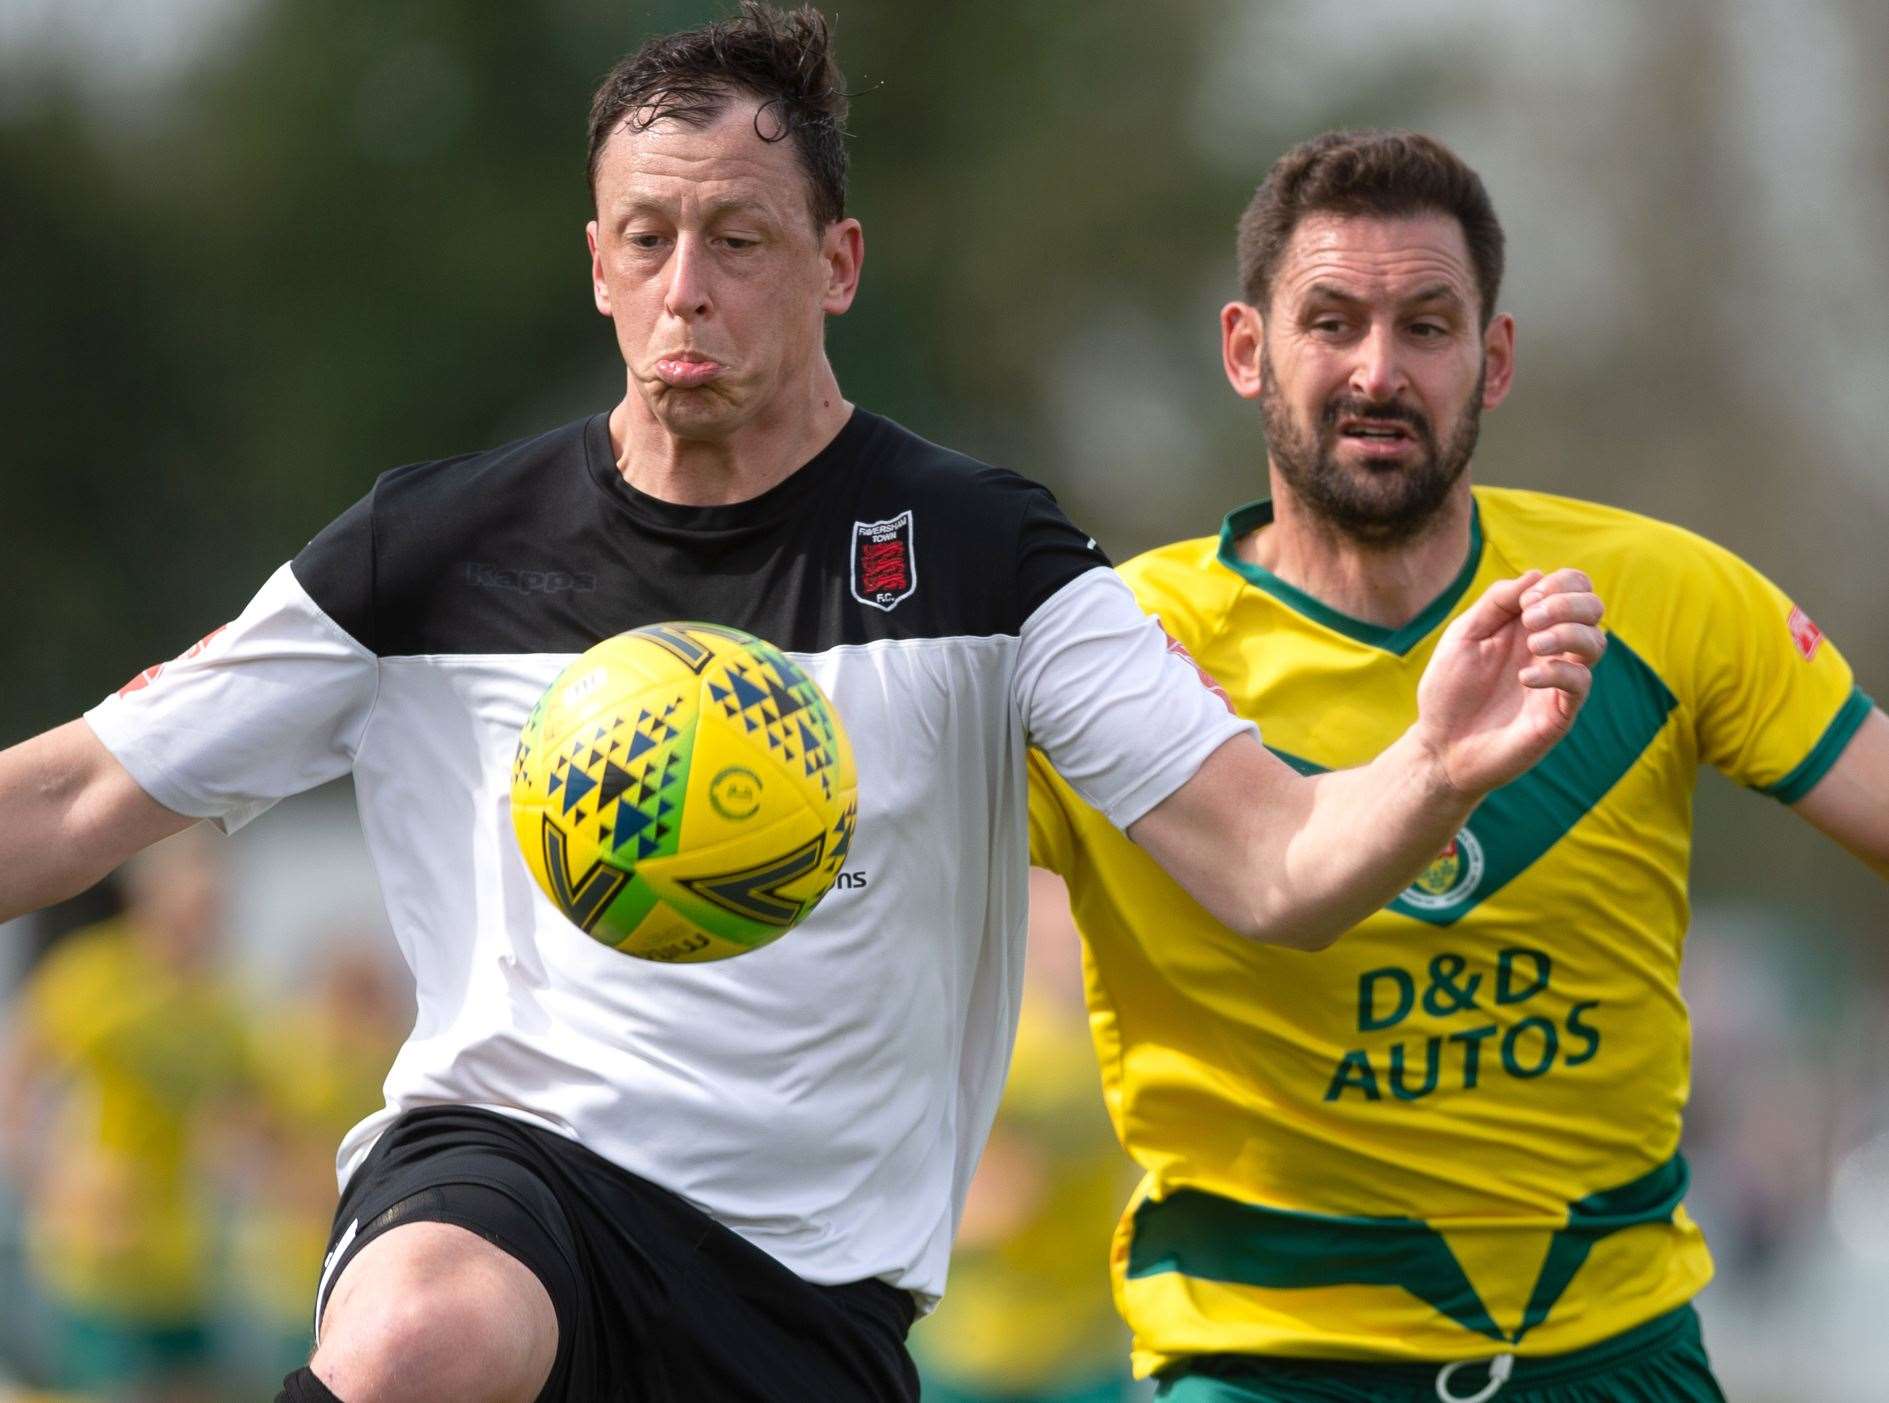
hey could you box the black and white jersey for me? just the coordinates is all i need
[86,408,1251,1306]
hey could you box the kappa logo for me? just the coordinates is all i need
[1400,828,1486,913]
[465,563,596,596]
[850,511,917,611]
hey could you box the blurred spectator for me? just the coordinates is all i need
[220,941,409,1389]
[1679,906,1889,1400]
[913,871,1141,1403]
[1682,919,1835,1285]
[21,881,125,976]
[0,828,251,1401]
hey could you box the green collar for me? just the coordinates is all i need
[1215,498,1484,655]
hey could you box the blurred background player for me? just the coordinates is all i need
[1029,130,1889,1402]
[0,829,251,1402]
[912,871,1141,1403]
[221,942,409,1394]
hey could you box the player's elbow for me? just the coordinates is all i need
[1252,920,1345,952]
[1222,901,1346,952]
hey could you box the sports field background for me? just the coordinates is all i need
[3,2,1886,1399]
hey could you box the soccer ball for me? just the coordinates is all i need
[511,623,857,963]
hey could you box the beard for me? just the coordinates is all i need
[1259,348,1484,547]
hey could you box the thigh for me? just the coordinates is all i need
[312,1110,587,1401]
[321,1107,921,1402]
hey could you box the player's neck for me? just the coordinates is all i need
[609,367,853,507]
[1243,478,1476,631]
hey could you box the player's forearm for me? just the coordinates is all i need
[1250,728,1477,949]
[1131,729,1476,950]
[0,721,191,922]
[1132,571,1601,948]
[0,725,120,919]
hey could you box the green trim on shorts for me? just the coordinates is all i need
[1154,1304,1725,1402]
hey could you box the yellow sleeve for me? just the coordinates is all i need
[1681,539,1870,802]
[1027,746,1076,874]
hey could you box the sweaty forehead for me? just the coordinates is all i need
[1273,212,1475,308]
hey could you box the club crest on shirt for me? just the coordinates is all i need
[851,511,917,612]
[1400,828,1485,912]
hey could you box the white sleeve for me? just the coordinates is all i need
[1015,566,1256,830]
[83,563,378,833]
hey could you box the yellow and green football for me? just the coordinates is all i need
[511,623,857,963]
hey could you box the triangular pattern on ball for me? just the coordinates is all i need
[511,622,857,965]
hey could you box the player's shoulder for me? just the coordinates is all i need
[1113,532,1238,642]
[367,415,596,525]
[848,409,1058,522]
[1475,486,1753,589]
[290,414,600,654]
[846,410,1110,628]
[1477,488,1798,672]
[301,414,597,568]
[1118,533,1226,598]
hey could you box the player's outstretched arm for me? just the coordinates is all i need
[1130,569,1603,949]
[1792,704,1889,880]
[0,720,195,924]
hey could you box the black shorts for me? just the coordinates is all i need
[315,1106,919,1403]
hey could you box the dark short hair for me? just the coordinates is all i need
[1237,130,1505,326]
[586,2,849,230]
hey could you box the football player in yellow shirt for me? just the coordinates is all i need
[1030,130,1889,1403]
[0,828,253,1398]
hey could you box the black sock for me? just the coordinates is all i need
[277,1366,345,1403]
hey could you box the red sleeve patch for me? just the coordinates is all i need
[1159,622,1235,713]
[116,625,229,697]
[1787,605,1824,661]
[116,664,164,698]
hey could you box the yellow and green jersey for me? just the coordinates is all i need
[1028,486,1872,1375]
[19,920,253,1321]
